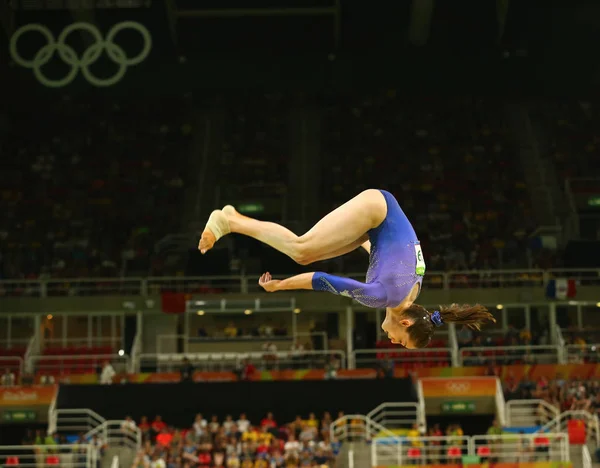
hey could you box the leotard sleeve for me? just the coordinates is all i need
[312,272,388,309]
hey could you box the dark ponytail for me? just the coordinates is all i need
[438,303,496,330]
[402,303,496,348]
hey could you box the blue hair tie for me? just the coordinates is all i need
[430,310,444,327]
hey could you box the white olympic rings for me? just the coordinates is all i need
[10,21,152,88]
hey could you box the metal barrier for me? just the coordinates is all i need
[0,444,98,468]
[52,408,106,434]
[1,268,599,297]
[372,435,471,466]
[505,399,559,428]
[566,344,600,363]
[331,414,572,467]
[538,410,600,446]
[459,345,561,366]
[471,433,569,463]
[366,403,421,432]
[0,356,24,379]
[86,420,142,451]
[139,350,346,373]
[353,348,451,368]
[582,444,593,468]
[31,354,130,375]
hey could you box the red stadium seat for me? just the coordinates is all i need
[6,456,20,465]
[477,446,491,457]
[407,448,421,459]
[46,455,60,465]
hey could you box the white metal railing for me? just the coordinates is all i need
[353,348,451,368]
[495,379,506,426]
[566,344,600,363]
[24,330,41,374]
[459,345,560,366]
[506,399,559,428]
[139,350,346,373]
[538,410,600,447]
[43,337,122,349]
[47,388,58,435]
[0,356,24,380]
[366,403,420,433]
[331,416,571,467]
[471,433,569,463]
[372,435,471,466]
[0,444,97,468]
[111,455,120,468]
[130,332,142,374]
[330,414,401,442]
[582,444,593,468]
[31,354,130,375]
[556,326,567,363]
[52,408,106,434]
[1,268,600,296]
[86,420,142,451]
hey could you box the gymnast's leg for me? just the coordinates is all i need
[199,189,387,265]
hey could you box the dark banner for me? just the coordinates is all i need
[57,379,417,426]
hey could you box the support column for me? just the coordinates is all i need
[346,306,354,369]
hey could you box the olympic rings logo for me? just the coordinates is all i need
[9,21,152,88]
[445,381,471,394]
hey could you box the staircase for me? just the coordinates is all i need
[505,399,559,428]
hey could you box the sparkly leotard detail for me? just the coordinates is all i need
[312,190,424,308]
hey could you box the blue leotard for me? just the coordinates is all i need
[312,190,424,308]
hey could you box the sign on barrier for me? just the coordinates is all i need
[420,377,497,398]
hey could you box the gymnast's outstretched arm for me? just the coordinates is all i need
[258,271,387,308]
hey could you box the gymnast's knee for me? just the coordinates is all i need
[291,239,314,265]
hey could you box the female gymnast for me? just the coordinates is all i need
[199,189,495,348]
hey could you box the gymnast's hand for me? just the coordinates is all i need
[258,272,281,292]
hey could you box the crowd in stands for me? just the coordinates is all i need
[4,91,594,282]
[0,95,194,281]
[321,93,534,272]
[503,375,600,419]
[129,412,340,468]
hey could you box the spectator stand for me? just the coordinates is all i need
[330,412,570,466]
[48,407,142,462]
[0,444,99,468]
[2,267,600,297]
[137,350,345,374]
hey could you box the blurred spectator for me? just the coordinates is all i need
[224,322,238,338]
[180,358,194,383]
[99,360,115,385]
[1,368,15,386]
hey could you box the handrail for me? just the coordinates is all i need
[505,399,559,427]
[366,402,420,433]
[538,410,600,446]
[458,345,560,365]
[130,331,142,373]
[142,349,346,370]
[1,267,600,296]
[556,326,567,363]
[495,379,506,426]
[330,414,401,442]
[582,444,592,468]
[111,455,120,468]
[85,419,142,450]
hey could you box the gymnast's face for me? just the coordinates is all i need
[381,308,416,349]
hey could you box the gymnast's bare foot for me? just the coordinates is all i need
[198,210,230,254]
